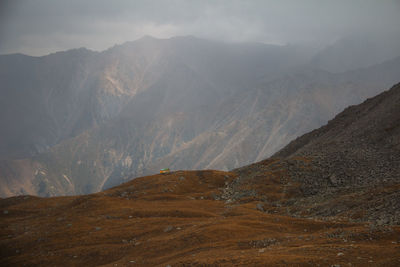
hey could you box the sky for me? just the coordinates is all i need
[1,0,400,56]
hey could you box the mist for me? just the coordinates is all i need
[1,0,399,56]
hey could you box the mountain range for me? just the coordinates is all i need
[1,36,399,197]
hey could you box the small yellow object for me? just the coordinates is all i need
[160,168,170,174]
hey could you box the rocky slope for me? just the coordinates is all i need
[1,36,400,197]
[228,82,400,225]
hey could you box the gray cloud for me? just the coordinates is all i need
[1,0,399,56]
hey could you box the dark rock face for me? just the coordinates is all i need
[230,83,400,225]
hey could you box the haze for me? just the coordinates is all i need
[1,0,399,56]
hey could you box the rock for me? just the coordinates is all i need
[211,193,219,200]
[164,226,173,232]
[3,210,9,214]
[256,203,264,212]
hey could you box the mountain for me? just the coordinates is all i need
[230,82,400,225]
[1,36,400,197]
[0,49,97,159]
[309,34,400,73]
[1,84,400,266]
[0,36,309,161]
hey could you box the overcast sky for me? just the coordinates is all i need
[1,0,399,56]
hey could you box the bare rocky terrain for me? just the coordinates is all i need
[229,82,400,225]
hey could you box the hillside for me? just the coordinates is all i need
[1,83,400,266]
[1,37,400,197]
[232,82,400,225]
[1,170,399,266]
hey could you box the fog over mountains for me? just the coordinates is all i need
[1,35,399,197]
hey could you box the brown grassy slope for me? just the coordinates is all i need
[1,170,399,266]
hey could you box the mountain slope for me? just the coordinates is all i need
[0,49,97,159]
[229,82,400,225]
[19,57,400,197]
[0,36,311,161]
[309,34,400,73]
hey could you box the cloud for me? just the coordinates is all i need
[1,0,399,55]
